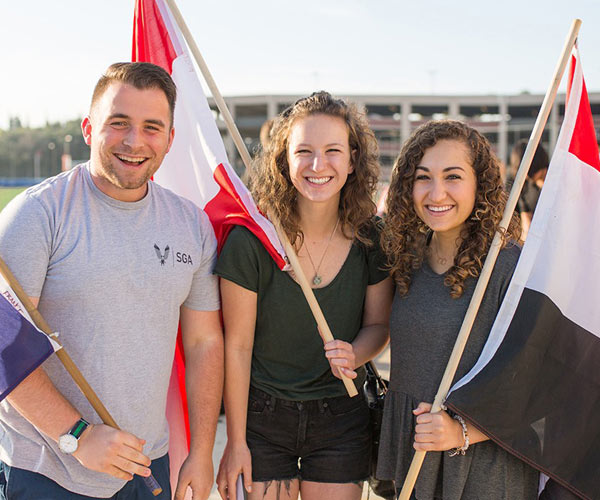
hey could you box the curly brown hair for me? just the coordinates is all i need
[381,120,521,298]
[249,91,380,246]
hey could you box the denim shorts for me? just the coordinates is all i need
[246,386,372,483]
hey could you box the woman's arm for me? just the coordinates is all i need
[325,277,394,379]
[413,402,489,452]
[216,278,257,500]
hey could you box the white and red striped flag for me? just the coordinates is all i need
[132,0,285,264]
[132,0,287,494]
[447,45,600,500]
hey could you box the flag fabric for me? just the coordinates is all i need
[132,0,286,264]
[446,46,600,500]
[0,272,61,401]
[132,0,287,495]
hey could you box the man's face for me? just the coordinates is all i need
[82,81,174,202]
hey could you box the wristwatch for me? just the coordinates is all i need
[58,418,90,454]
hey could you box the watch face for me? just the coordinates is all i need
[59,434,78,454]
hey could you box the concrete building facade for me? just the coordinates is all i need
[210,92,600,181]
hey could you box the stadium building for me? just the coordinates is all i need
[211,92,600,180]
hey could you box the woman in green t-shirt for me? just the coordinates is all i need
[215,92,393,500]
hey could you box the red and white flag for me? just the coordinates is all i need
[132,0,285,264]
[132,0,287,494]
[447,46,600,500]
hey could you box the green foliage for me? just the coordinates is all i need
[0,119,89,179]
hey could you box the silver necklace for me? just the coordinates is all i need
[303,218,340,286]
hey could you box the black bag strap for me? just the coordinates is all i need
[366,360,388,394]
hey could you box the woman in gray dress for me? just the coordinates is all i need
[378,120,539,499]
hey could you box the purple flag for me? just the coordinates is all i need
[0,273,60,401]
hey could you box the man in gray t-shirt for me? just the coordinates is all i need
[0,63,223,499]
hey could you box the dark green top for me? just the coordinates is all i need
[215,224,389,400]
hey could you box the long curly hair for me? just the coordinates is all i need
[249,91,380,246]
[381,120,521,298]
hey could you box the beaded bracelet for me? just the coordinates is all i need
[448,414,469,457]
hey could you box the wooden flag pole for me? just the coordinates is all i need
[165,0,358,397]
[398,18,582,500]
[0,256,116,426]
[271,218,359,397]
[0,256,163,496]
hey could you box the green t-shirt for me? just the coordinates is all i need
[215,223,389,400]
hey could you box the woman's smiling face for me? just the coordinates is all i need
[286,113,353,207]
[412,139,477,238]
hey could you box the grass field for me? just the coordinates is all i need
[0,187,25,211]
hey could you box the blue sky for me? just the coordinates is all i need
[1,0,599,128]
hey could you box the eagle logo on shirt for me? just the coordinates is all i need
[154,244,170,266]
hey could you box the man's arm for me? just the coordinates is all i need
[175,306,224,500]
[5,297,152,482]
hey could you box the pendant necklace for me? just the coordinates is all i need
[303,218,340,286]
[431,234,449,266]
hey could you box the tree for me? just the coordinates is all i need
[0,119,89,180]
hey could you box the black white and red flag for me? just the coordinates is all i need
[447,46,600,500]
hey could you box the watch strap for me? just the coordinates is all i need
[69,418,89,439]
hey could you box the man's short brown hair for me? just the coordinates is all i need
[90,62,177,126]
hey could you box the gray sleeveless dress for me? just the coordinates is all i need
[377,245,539,499]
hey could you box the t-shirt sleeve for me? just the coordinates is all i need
[366,220,390,285]
[183,210,220,311]
[517,181,541,214]
[517,193,530,214]
[214,226,261,293]
[0,191,52,298]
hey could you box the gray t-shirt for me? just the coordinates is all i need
[0,163,220,497]
[377,244,539,499]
